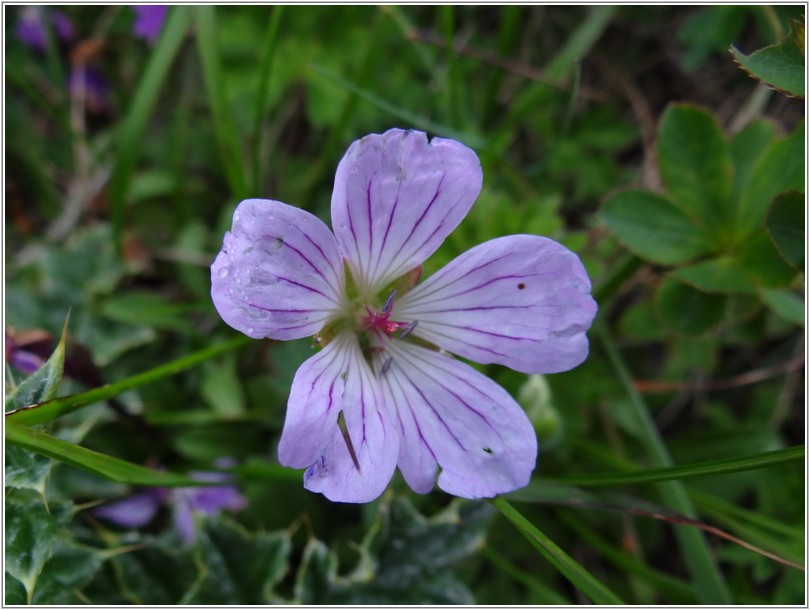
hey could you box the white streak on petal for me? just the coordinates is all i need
[302,334,399,503]
[395,235,597,374]
[382,340,537,498]
[277,334,352,469]
[331,129,482,293]
[211,199,345,341]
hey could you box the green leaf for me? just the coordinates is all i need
[99,291,199,335]
[5,496,73,602]
[201,354,246,418]
[601,191,713,264]
[5,445,54,495]
[181,518,291,604]
[5,420,203,487]
[657,104,734,235]
[759,288,805,326]
[736,231,798,288]
[736,122,804,238]
[729,119,777,203]
[31,540,103,604]
[490,498,625,604]
[731,21,805,98]
[6,335,250,426]
[295,497,491,604]
[194,6,249,199]
[5,314,68,412]
[107,7,193,252]
[656,277,727,335]
[672,257,756,294]
[766,191,805,269]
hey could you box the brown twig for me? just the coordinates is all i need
[634,353,805,394]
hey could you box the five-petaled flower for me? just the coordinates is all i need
[211,128,597,503]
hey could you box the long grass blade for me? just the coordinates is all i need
[5,419,204,487]
[6,335,251,426]
[107,6,192,254]
[490,497,625,604]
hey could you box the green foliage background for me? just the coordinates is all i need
[4,5,805,605]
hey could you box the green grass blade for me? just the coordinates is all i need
[309,63,487,150]
[537,446,803,487]
[490,497,625,604]
[107,6,192,253]
[6,335,251,426]
[5,419,203,487]
[251,6,285,194]
[195,6,249,199]
[543,5,617,80]
[596,320,732,603]
[480,545,571,604]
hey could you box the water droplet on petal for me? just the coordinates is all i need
[218,267,229,278]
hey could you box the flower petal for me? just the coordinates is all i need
[94,490,164,528]
[211,199,345,341]
[302,335,399,503]
[331,128,483,293]
[378,340,537,498]
[277,334,353,469]
[394,235,597,374]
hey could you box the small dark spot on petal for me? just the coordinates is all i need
[483,447,493,454]
[517,283,525,290]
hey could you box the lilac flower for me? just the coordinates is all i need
[15,6,74,52]
[132,6,168,44]
[67,65,110,113]
[211,128,597,503]
[94,463,247,544]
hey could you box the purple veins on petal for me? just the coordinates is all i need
[394,234,597,374]
[331,128,483,292]
[378,339,537,498]
[210,198,345,341]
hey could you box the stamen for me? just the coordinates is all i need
[399,320,419,338]
[380,356,393,375]
[382,289,398,314]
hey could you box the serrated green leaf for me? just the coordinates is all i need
[295,497,491,604]
[5,574,27,605]
[656,277,727,336]
[766,191,805,269]
[31,540,103,604]
[657,104,734,235]
[671,257,755,294]
[5,420,203,487]
[602,190,713,264]
[4,445,53,494]
[731,22,805,98]
[5,315,68,412]
[736,122,804,238]
[759,288,805,326]
[181,518,290,604]
[5,497,74,601]
[104,537,197,604]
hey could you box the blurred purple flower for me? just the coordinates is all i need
[16,6,74,52]
[5,328,48,375]
[210,128,597,503]
[132,5,168,44]
[94,461,247,544]
[67,65,110,113]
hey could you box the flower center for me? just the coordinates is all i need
[361,290,416,342]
